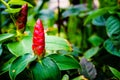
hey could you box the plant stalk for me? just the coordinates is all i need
[0,0,16,26]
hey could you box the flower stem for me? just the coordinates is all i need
[0,0,16,25]
[0,0,10,8]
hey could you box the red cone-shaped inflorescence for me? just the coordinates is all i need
[32,19,45,56]
[16,4,28,32]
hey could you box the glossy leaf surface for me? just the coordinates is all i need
[104,39,120,57]
[48,54,80,70]
[7,36,32,56]
[0,33,15,43]
[106,16,120,47]
[30,57,61,80]
[45,36,72,51]
[9,53,35,80]
[109,66,120,79]
[84,47,99,59]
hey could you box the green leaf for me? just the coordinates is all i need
[8,0,33,7]
[0,57,15,75]
[72,76,87,80]
[7,36,33,56]
[104,39,120,57]
[4,8,21,13]
[61,74,69,80]
[30,57,61,80]
[109,66,120,79]
[79,58,97,80]
[106,16,120,38]
[48,54,80,70]
[62,4,88,18]
[88,35,104,46]
[84,47,99,59]
[7,35,71,56]
[9,53,35,80]
[45,36,72,51]
[92,16,105,26]
[105,16,120,47]
[0,33,15,43]
[0,44,2,56]
[84,7,109,25]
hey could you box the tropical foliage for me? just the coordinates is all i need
[0,0,120,80]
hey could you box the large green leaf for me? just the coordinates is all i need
[104,39,120,57]
[9,53,35,80]
[7,36,33,56]
[106,16,120,47]
[84,47,99,59]
[0,33,15,43]
[106,16,120,37]
[62,4,88,18]
[109,66,120,79]
[48,54,80,70]
[7,35,71,56]
[4,8,21,13]
[8,0,33,7]
[45,36,72,51]
[30,57,61,80]
[84,7,117,25]
[84,7,108,25]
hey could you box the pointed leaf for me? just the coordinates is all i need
[7,36,32,56]
[0,33,15,43]
[84,7,109,25]
[104,39,120,57]
[84,47,99,59]
[0,57,15,75]
[0,44,2,56]
[88,35,104,46]
[109,66,120,79]
[84,7,117,25]
[105,16,120,47]
[45,36,72,51]
[79,58,97,80]
[106,16,120,37]
[48,54,80,70]
[30,57,61,80]
[72,76,88,80]
[92,16,105,26]
[61,74,69,80]
[8,0,33,7]
[9,53,35,80]
[4,8,21,13]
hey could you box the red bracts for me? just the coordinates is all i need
[16,4,28,32]
[32,19,45,56]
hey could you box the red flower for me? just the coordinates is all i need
[16,4,28,32]
[32,19,45,56]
